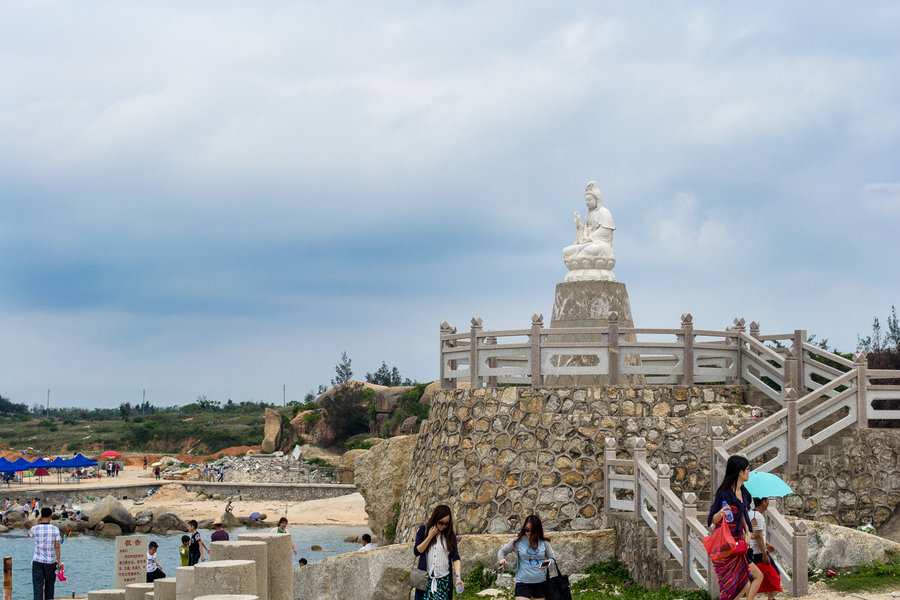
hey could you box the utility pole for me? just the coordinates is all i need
[142,389,146,414]
[47,389,50,414]
[283,384,286,406]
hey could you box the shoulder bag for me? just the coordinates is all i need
[545,560,572,600]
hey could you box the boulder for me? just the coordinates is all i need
[134,509,154,526]
[262,407,288,453]
[97,522,123,537]
[0,524,8,533]
[316,381,387,407]
[373,387,414,414]
[198,518,214,529]
[338,449,368,483]
[801,519,900,569]
[353,434,417,543]
[220,511,240,528]
[65,520,91,534]
[397,416,418,435]
[89,496,136,533]
[4,506,26,522]
[149,512,188,534]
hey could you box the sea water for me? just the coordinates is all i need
[0,525,362,600]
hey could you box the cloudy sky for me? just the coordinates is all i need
[2,2,899,409]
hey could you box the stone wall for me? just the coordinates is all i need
[782,428,900,529]
[28,482,356,505]
[293,529,615,600]
[610,514,670,589]
[394,385,752,542]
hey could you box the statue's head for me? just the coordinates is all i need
[585,181,602,208]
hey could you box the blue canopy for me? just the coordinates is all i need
[10,457,34,470]
[49,456,70,467]
[29,457,54,468]
[68,453,98,468]
[0,457,16,473]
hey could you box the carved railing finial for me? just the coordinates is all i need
[532,313,544,326]
[471,316,483,328]
[633,437,646,449]
[605,437,616,449]
[750,321,760,335]
[683,492,697,505]
[785,347,797,359]
[608,311,619,322]
[681,313,693,326]
[440,321,452,332]
[853,350,868,365]
[733,317,746,329]
[784,387,798,401]
[657,464,671,477]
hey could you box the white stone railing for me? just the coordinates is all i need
[603,437,808,598]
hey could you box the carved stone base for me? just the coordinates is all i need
[546,280,643,387]
[564,268,616,283]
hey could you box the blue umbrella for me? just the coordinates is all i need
[745,471,794,498]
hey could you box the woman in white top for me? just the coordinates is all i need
[413,505,463,599]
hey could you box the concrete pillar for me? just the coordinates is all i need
[175,566,195,600]
[125,582,155,600]
[146,592,155,600]
[238,533,293,600]
[210,541,268,600]
[193,560,256,598]
[194,596,258,600]
[89,590,127,600]
[153,577,177,600]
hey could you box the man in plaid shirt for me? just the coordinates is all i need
[29,507,62,600]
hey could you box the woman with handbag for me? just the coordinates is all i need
[413,505,463,599]
[497,515,556,600]
[707,455,763,600]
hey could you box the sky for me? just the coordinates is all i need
[1,2,899,409]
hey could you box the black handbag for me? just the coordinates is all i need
[545,560,572,600]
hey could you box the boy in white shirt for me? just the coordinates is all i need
[146,541,166,582]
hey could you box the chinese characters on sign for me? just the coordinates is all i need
[115,534,148,588]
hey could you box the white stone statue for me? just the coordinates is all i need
[562,181,616,282]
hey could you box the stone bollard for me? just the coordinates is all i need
[146,593,155,600]
[175,566,195,600]
[194,596,258,600]
[238,533,292,600]
[153,577,177,600]
[125,582,155,600]
[193,560,257,598]
[210,541,268,600]
[89,590,127,600]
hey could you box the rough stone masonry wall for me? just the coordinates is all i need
[394,385,752,543]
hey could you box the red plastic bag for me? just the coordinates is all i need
[757,562,782,593]
[703,523,736,562]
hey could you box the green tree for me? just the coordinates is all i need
[119,402,132,421]
[366,361,392,386]
[319,381,369,441]
[331,352,353,386]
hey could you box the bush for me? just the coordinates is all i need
[380,383,429,436]
[463,562,496,593]
[303,410,322,428]
[383,501,401,544]
[305,457,332,468]
[292,401,318,417]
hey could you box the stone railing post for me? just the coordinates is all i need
[710,426,725,491]
[470,317,483,388]
[603,437,616,523]
[657,464,671,558]
[783,347,799,392]
[748,321,761,379]
[784,388,798,475]
[854,350,868,429]
[632,437,647,517]
[682,492,697,589]
[791,520,808,596]
[681,313,694,385]
[440,321,456,390]
[531,313,544,388]
[728,318,745,384]
[793,329,807,392]
[485,336,498,387]
[608,311,619,385]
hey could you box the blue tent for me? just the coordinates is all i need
[29,457,53,468]
[0,457,15,472]
[48,456,70,467]
[10,457,34,470]
[68,453,98,468]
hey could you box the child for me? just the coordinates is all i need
[147,541,166,582]
[187,520,209,565]
[179,535,190,566]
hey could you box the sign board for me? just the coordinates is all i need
[291,445,301,460]
[114,534,148,588]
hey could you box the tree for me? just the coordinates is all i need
[366,361,392,386]
[319,381,370,440]
[331,352,353,386]
[0,395,29,416]
[119,402,132,421]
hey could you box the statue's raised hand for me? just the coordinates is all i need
[573,211,581,226]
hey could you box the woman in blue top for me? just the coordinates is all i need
[706,455,762,600]
[497,515,555,600]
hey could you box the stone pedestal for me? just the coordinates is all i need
[153,577,177,600]
[238,534,292,600]
[210,541,268,600]
[175,566,195,600]
[547,280,642,386]
[193,560,256,597]
[125,582,155,600]
[89,590,127,600]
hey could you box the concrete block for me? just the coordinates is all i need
[146,592,155,600]
[125,582,155,600]
[175,566,195,600]
[193,560,256,597]
[154,577,177,600]
[238,533,292,600]
[88,589,127,600]
[194,596,258,600]
[210,540,268,600]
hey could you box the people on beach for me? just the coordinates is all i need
[272,517,298,555]
[707,455,762,600]
[357,533,378,552]
[179,536,190,566]
[298,558,307,566]
[186,520,209,565]
[154,465,161,480]
[224,500,233,513]
[30,507,62,600]
[413,504,463,599]
[143,456,148,470]
[497,514,555,600]
[211,519,229,542]
[146,541,166,582]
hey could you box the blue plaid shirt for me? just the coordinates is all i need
[30,523,60,563]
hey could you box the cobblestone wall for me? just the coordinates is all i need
[394,385,752,542]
